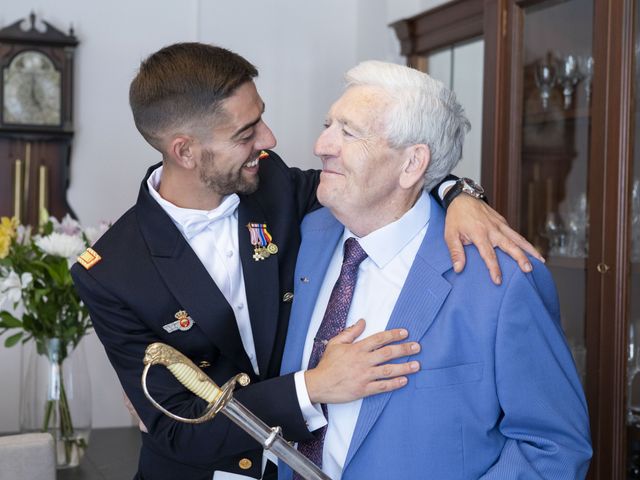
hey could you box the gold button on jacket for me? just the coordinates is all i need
[238,458,252,470]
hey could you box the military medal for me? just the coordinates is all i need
[247,222,278,261]
[163,310,195,333]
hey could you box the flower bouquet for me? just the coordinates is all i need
[0,214,108,467]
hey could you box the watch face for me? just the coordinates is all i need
[461,177,485,196]
[3,50,62,126]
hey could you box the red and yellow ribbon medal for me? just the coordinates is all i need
[247,223,278,261]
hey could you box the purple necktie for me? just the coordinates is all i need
[295,238,368,478]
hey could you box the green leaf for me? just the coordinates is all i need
[4,331,23,347]
[33,259,65,284]
[0,312,22,328]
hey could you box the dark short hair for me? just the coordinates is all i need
[129,42,258,151]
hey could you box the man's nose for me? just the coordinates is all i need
[314,127,336,157]
[256,121,277,150]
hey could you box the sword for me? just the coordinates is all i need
[142,342,330,480]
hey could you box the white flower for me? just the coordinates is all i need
[35,232,86,259]
[0,270,32,319]
[15,224,32,245]
[83,222,110,246]
[51,214,82,236]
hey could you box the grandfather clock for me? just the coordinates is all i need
[0,12,77,227]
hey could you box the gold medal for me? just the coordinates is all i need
[266,243,278,255]
[252,247,270,261]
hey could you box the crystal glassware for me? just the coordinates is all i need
[558,55,582,110]
[544,211,566,255]
[534,62,556,111]
[578,55,594,106]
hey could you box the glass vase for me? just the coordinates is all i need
[20,337,92,468]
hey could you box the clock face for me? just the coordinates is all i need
[2,50,62,126]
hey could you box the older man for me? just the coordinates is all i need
[280,61,592,480]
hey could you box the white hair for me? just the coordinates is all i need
[344,60,471,191]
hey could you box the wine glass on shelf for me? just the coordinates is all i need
[534,62,556,111]
[543,211,566,256]
[578,55,594,106]
[557,55,582,110]
[565,193,588,257]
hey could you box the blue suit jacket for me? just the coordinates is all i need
[280,198,592,480]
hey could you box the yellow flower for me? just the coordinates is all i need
[0,217,18,259]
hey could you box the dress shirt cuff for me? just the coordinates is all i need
[294,371,327,432]
[438,180,457,201]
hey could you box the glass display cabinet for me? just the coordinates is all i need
[516,0,593,396]
[394,0,638,477]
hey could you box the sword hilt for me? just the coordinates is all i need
[142,343,330,480]
[142,342,249,423]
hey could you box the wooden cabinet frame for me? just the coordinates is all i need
[393,0,637,477]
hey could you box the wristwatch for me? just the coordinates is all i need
[442,177,487,210]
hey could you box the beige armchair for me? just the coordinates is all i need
[0,433,55,480]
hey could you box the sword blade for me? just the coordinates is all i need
[222,398,330,480]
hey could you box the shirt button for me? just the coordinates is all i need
[237,303,244,310]
[226,250,233,257]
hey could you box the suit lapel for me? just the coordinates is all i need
[281,209,344,375]
[344,198,453,469]
[136,168,254,375]
[238,195,280,380]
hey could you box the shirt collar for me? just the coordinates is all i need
[343,190,430,268]
[146,165,240,239]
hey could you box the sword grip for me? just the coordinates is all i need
[143,342,221,403]
[167,363,220,403]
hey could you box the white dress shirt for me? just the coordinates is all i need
[147,166,271,480]
[293,191,431,480]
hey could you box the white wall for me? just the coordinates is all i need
[198,0,360,172]
[0,0,200,432]
[0,0,478,432]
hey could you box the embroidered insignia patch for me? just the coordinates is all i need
[77,248,102,270]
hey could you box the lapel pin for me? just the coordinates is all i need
[247,222,278,261]
[163,310,195,333]
[258,150,269,160]
[282,292,294,303]
[300,277,309,283]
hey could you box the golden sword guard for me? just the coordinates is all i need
[142,342,250,424]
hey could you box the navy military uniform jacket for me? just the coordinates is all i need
[71,152,320,479]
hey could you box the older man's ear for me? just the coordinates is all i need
[399,144,430,190]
